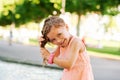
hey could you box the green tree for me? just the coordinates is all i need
[15,0,60,26]
[65,0,120,36]
[0,0,16,26]
[0,0,61,27]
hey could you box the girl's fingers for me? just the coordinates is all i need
[41,53,47,59]
[38,36,45,47]
[38,36,45,42]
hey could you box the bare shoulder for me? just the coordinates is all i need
[70,36,85,52]
[70,36,81,46]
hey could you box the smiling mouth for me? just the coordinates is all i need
[61,39,66,47]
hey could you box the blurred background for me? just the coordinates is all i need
[0,0,120,54]
[0,0,120,80]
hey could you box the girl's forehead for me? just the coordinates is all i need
[48,27,60,34]
[47,27,65,37]
[50,26,65,32]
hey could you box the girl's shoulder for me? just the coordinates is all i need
[70,36,86,51]
[69,36,81,47]
[71,36,81,44]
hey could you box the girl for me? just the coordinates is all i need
[39,16,94,80]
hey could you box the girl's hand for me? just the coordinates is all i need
[38,36,50,60]
[40,48,50,60]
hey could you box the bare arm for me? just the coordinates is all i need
[53,39,85,70]
[52,46,60,57]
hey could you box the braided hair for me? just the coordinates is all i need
[41,16,65,39]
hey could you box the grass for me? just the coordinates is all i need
[0,36,2,39]
[29,38,56,48]
[86,37,120,57]
[87,46,120,56]
[29,38,39,46]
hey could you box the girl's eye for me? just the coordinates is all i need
[58,33,62,36]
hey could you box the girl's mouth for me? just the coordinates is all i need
[61,39,66,47]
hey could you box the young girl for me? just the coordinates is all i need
[39,16,94,80]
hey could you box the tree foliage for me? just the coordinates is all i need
[66,0,120,15]
[65,0,120,36]
[66,0,97,14]
[95,0,120,15]
[0,0,120,29]
[0,0,61,27]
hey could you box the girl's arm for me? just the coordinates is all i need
[52,46,60,57]
[40,46,60,63]
[53,38,85,70]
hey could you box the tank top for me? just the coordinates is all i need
[59,36,94,80]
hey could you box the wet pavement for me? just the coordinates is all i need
[0,60,62,80]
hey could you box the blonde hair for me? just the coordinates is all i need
[41,16,65,38]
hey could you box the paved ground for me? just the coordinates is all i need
[0,40,120,80]
[0,60,62,80]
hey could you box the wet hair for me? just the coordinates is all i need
[41,16,65,38]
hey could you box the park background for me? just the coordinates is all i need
[0,0,120,60]
[0,0,120,80]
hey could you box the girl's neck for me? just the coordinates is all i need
[62,34,73,48]
[68,34,73,44]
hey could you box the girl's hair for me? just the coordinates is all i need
[41,16,65,37]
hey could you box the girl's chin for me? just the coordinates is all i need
[59,39,68,47]
[61,43,67,48]
[59,44,65,47]
[61,45,65,47]
[59,44,63,47]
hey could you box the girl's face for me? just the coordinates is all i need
[47,25,71,47]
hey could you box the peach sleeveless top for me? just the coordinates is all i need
[59,36,94,80]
